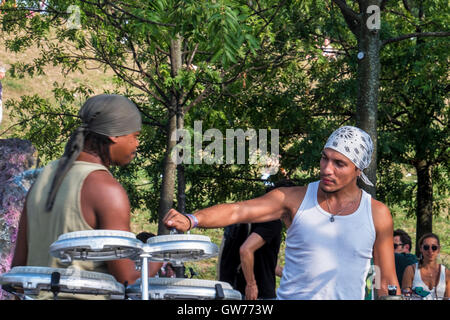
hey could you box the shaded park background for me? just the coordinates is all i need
[0,1,448,282]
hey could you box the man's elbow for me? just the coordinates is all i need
[239,246,253,261]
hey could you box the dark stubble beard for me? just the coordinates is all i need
[319,185,340,195]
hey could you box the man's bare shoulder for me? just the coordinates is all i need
[371,198,391,215]
[267,185,306,201]
[82,170,129,209]
[269,185,307,217]
[84,170,123,189]
[283,186,308,197]
[370,198,393,230]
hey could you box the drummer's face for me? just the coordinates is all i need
[109,131,140,166]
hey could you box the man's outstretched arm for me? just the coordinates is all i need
[164,186,304,232]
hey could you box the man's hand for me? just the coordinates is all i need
[163,208,191,232]
[245,282,258,300]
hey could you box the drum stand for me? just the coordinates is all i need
[136,248,181,300]
[139,246,152,300]
[50,271,61,300]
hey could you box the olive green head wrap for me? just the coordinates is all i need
[45,94,142,211]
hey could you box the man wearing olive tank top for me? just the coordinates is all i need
[12,94,162,289]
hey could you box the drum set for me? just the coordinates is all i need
[0,229,242,300]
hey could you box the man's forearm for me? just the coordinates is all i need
[240,248,258,299]
[194,203,242,228]
[240,249,256,286]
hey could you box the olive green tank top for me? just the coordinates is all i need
[26,160,112,299]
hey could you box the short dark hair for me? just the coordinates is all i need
[393,229,412,250]
[83,131,113,165]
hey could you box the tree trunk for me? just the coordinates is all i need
[176,113,186,215]
[174,112,187,278]
[157,111,178,235]
[334,0,381,198]
[355,1,381,198]
[414,160,433,256]
[412,3,434,256]
[157,36,183,235]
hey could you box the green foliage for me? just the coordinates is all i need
[1,0,302,223]
[3,83,94,161]
[377,0,449,217]
[377,159,417,217]
[1,0,448,232]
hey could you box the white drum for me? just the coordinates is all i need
[125,277,242,300]
[49,230,143,264]
[0,266,125,299]
[143,234,219,264]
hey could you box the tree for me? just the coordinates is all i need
[377,0,449,252]
[263,0,449,242]
[0,0,297,234]
[330,0,449,197]
[179,1,362,211]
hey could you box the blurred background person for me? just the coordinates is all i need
[393,229,417,286]
[402,233,449,299]
[218,180,295,299]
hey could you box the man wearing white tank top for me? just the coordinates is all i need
[164,126,400,299]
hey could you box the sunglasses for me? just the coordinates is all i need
[394,243,404,249]
[422,245,439,251]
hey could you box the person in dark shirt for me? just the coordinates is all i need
[218,180,295,299]
[394,229,417,286]
[239,220,282,299]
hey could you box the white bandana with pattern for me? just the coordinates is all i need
[324,126,374,186]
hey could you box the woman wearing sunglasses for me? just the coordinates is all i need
[401,233,450,299]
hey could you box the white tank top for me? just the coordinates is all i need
[412,263,446,300]
[277,181,376,300]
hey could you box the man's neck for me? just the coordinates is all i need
[76,151,109,168]
[319,181,361,203]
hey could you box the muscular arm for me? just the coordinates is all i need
[164,186,305,232]
[239,232,266,300]
[371,199,401,297]
[82,171,160,284]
